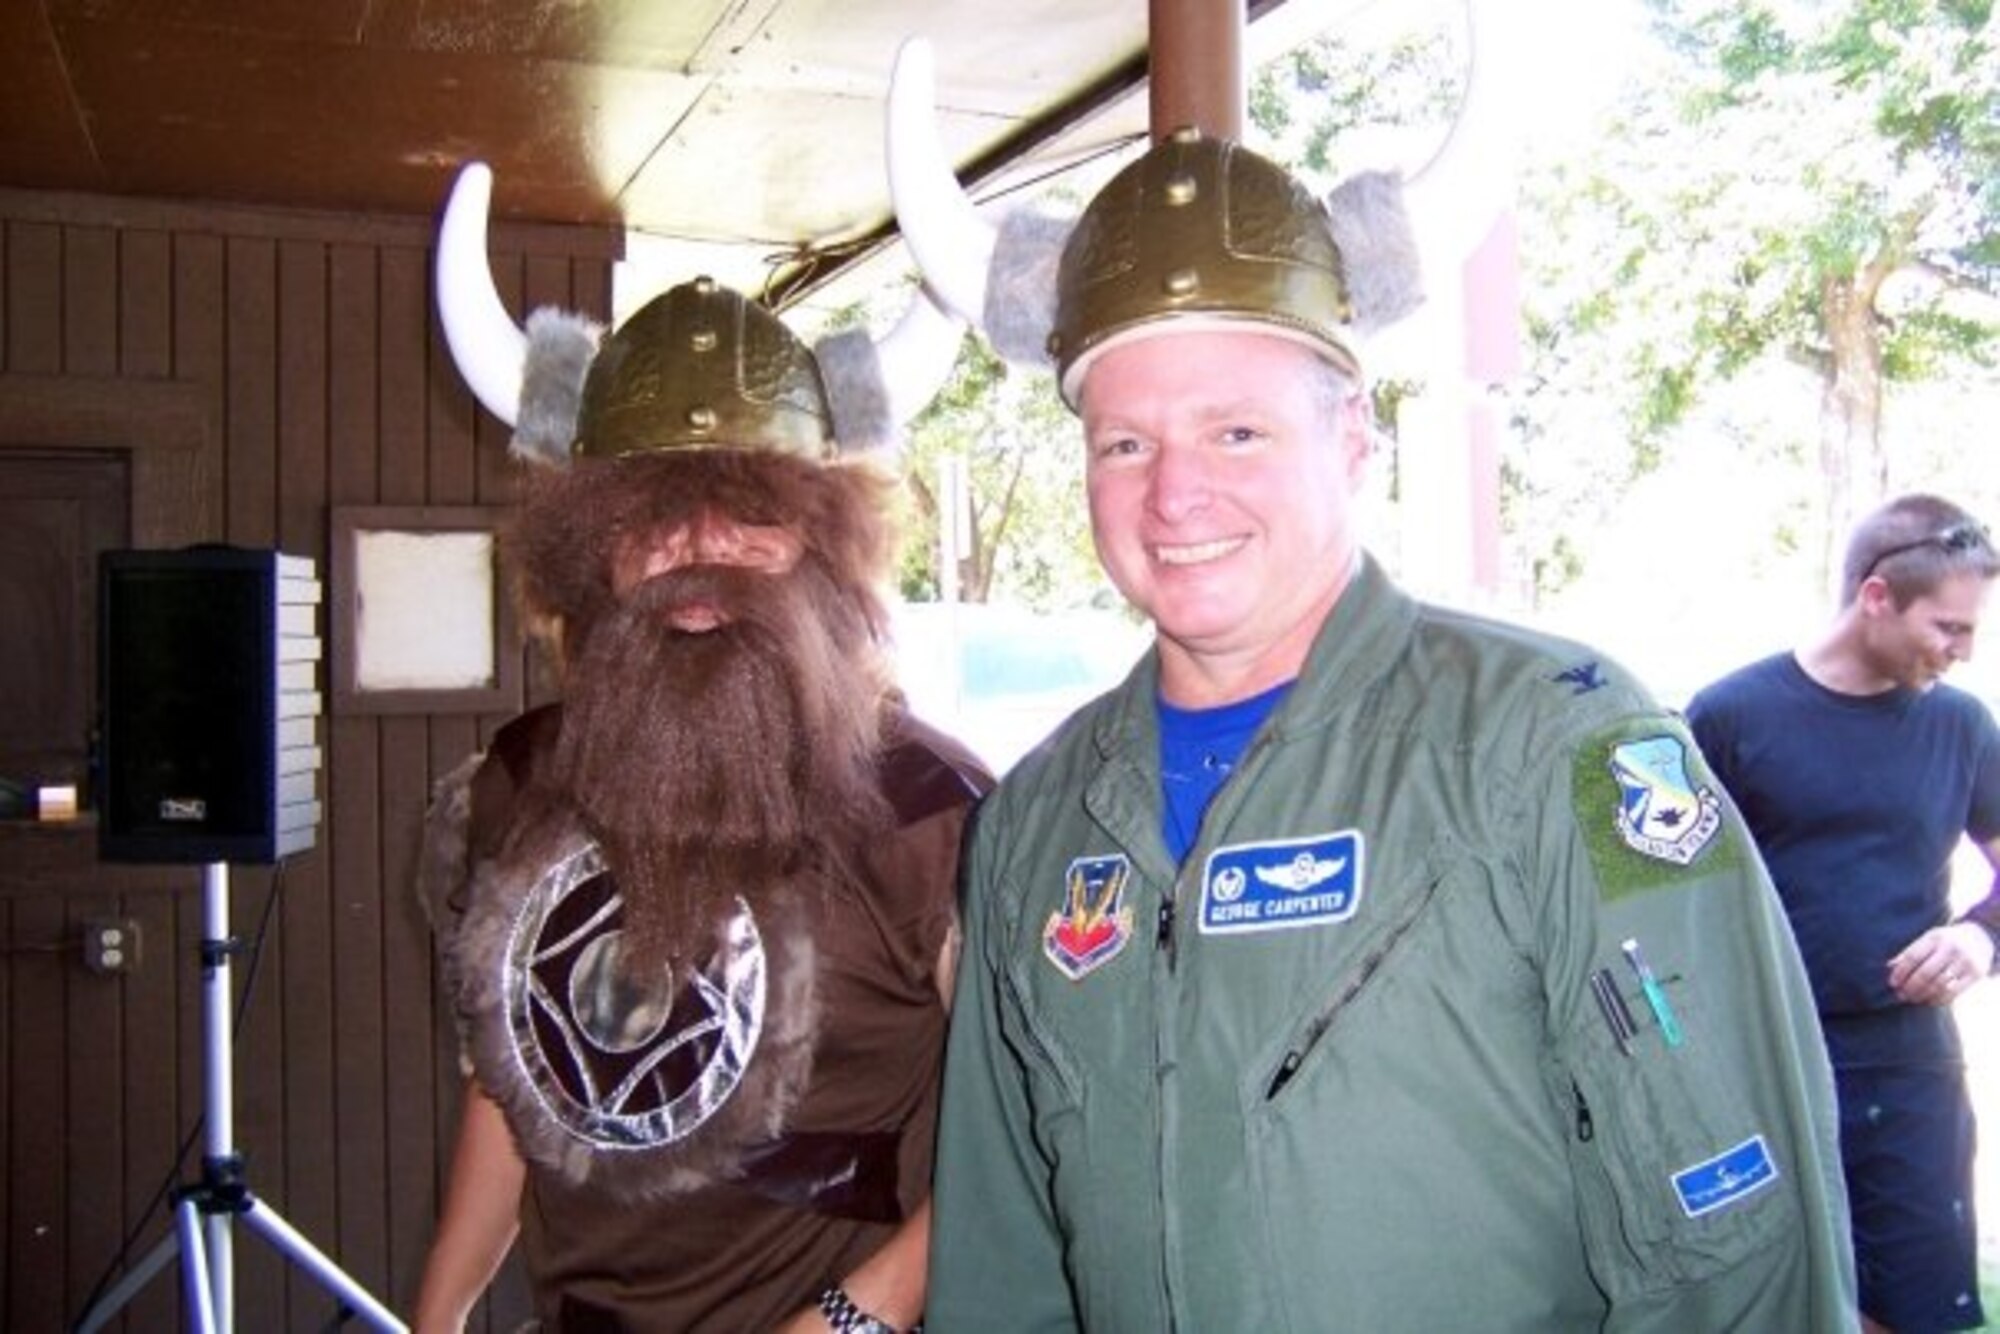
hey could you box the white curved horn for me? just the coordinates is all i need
[887,37,997,328]
[435,162,527,427]
[878,281,967,424]
[1401,0,1521,267]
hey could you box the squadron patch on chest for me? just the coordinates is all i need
[1198,830,1364,935]
[1042,854,1135,981]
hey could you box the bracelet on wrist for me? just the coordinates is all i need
[817,1284,899,1334]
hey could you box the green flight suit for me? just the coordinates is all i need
[930,556,1856,1332]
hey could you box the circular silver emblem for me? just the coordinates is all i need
[503,841,766,1149]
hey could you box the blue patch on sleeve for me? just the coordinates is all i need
[1672,1134,1778,1218]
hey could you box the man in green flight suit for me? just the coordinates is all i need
[915,129,1859,1331]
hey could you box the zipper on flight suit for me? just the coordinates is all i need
[1264,871,1446,1099]
[1156,731,1274,976]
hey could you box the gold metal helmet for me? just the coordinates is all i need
[575,277,836,461]
[1050,128,1356,406]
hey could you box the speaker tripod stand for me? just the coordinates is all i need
[76,862,407,1334]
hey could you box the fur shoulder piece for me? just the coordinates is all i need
[416,750,487,935]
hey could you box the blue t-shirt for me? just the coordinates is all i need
[1158,681,1293,863]
[1686,652,2000,1035]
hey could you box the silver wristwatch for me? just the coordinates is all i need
[817,1284,899,1334]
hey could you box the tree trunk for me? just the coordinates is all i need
[1816,270,1888,599]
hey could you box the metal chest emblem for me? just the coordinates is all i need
[505,841,765,1149]
[1198,830,1363,934]
[1043,854,1135,981]
[1609,735,1721,866]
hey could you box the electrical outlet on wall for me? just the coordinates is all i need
[82,918,142,975]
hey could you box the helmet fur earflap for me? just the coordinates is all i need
[983,208,1072,367]
[813,327,895,455]
[510,307,603,467]
[1324,170,1424,335]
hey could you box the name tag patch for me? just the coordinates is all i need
[1198,830,1363,935]
[1672,1134,1778,1218]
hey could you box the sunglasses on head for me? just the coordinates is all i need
[1863,520,1993,579]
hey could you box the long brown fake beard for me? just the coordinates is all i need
[534,560,891,977]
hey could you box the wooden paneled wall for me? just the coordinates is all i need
[0,184,617,1331]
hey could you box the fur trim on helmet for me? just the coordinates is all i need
[1325,171,1424,334]
[983,208,1071,367]
[813,327,896,454]
[511,307,603,467]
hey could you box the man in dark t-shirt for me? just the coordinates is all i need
[1688,493,2000,1334]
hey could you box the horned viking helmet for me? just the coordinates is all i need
[886,39,1425,408]
[577,277,836,461]
[434,162,963,465]
[1051,127,1382,404]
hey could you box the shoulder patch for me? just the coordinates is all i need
[1573,718,1744,900]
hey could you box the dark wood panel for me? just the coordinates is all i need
[328,243,380,506]
[117,885,187,1334]
[328,713,389,1294]
[63,225,119,377]
[224,236,279,545]
[5,220,62,375]
[0,186,622,261]
[117,230,172,378]
[6,896,69,1330]
[272,233,343,1326]
[0,898,13,1321]
[381,244,431,506]
[171,231,226,460]
[278,237,330,548]
[0,449,128,789]
[64,892,127,1316]
[229,863,289,1324]
[364,714,429,1299]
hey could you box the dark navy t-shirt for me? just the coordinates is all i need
[1686,652,2000,1038]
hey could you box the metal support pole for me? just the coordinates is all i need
[1148,0,1245,141]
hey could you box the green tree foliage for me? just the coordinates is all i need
[812,276,1103,611]
[895,333,1103,607]
[1520,0,2000,591]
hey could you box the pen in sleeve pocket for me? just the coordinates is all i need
[1588,968,1636,1056]
[1621,937,1685,1048]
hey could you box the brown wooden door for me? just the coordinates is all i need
[0,448,130,812]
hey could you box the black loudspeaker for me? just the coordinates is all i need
[99,547,323,864]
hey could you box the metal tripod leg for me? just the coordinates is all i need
[70,862,407,1334]
[236,1192,406,1329]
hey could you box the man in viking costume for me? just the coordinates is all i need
[412,168,988,1334]
[882,48,1861,1331]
